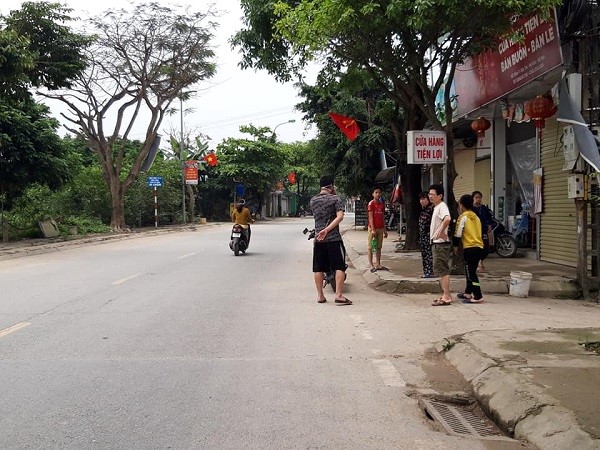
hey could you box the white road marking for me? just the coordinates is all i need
[0,322,31,338]
[372,358,406,387]
[112,273,141,285]
[178,253,197,259]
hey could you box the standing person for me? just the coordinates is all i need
[310,176,351,306]
[453,194,484,303]
[428,184,453,306]
[418,191,434,278]
[231,198,253,245]
[367,187,388,272]
[472,191,494,272]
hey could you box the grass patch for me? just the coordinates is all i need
[580,341,600,355]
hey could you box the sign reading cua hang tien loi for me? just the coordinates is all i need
[407,130,447,164]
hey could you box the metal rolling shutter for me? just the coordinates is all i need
[540,119,578,266]
[453,148,475,199]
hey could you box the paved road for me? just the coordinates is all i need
[0,219,528,449]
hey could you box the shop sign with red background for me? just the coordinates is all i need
[453,9,562,117]
[184,160,199,185]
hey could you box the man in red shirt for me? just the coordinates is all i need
[367,188,388,272]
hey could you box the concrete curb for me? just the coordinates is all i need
[442,338,600,449]
[342,230,580,298]
[0,223,220,261]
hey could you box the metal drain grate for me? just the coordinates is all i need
[420,398,513,441]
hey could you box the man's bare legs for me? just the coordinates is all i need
[440,274,451,301]
[314,272,326,302]
[334,269,352,305]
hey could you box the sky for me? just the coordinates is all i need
[2,0,317,146]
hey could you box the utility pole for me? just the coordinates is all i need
[180,96,186,224]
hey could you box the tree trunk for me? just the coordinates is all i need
[399,164,423,250]
[186,185,196,222]
[109,179,127,230]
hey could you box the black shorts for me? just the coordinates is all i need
[313,240,346,273]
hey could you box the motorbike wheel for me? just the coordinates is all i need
[234,242,240,256]
[496,234,518,258]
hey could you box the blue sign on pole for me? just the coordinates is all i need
[235,183,245,197]
[147,176,163,187]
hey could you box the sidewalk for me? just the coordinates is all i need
[343,226,600,449]
[342,227,580,299]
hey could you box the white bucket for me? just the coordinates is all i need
[509,271,533,297]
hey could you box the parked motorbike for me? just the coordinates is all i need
[303,227,347,293]
[229,224,249,256]
[489,217,518,258]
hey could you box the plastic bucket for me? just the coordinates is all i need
[509,271,533,297]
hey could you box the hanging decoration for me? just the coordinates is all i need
[287,172,297,185]
[470,117,491,146]
[524,95,557,138]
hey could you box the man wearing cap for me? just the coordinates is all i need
[309,176,351,306]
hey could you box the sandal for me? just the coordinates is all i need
[317,298,327,303]
[457,293,472,300]
[334,297,353,306]
[431,298,452,306]
[377,266,389,271]
[462,298,484,304]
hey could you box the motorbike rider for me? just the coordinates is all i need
[231,199,254,245]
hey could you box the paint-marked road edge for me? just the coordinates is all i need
[0,322,31,338]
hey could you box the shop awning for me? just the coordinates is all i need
[557,78,600,172]
[374,166,396,184]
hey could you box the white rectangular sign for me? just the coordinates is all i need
[407,130,447,164]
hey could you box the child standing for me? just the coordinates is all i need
[418,192,434,278]
[367,188,388,272]
[453,194,485,303]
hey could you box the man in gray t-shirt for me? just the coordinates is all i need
[309,176,351,306]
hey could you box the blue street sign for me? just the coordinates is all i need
[147,176,163,187]
[235,183,245,196]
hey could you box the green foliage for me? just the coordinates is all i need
[216,127,288,195]
[0,1,90,98]
[0,97,75,208]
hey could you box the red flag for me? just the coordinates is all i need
[203,153,218,167]
[328,112,360,141]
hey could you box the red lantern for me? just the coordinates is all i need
[524,95,557,138]
[287,172,297,185]
[471,117,491,146]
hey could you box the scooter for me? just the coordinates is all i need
[490,217,518,258]
[303,228,347,293]
[229,224,249,256]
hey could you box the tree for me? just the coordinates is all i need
[216,125,288,213]
[0,2,89,208]
[42,3,217,230]
[234,0,559,247]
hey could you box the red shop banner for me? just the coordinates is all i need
[454,9,563,117]
[184,160,199,185]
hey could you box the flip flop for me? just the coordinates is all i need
[462,298,484,304]
[377,266,389,271]
[317,298,327,303]
[457,293,472,300]
[431,298,452,306]
[335,297,353,306]
[370,267,377,273]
